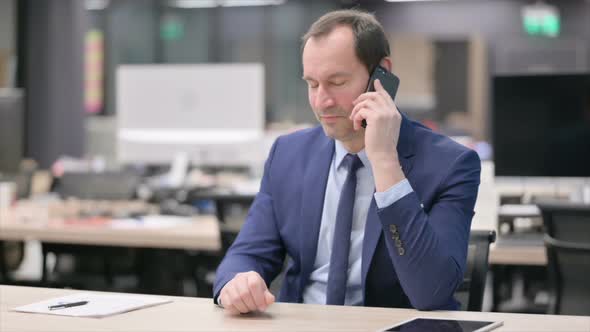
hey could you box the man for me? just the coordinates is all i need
[213,9,481,314]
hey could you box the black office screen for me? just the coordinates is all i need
[493,74,590,177]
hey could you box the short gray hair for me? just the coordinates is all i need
[301,9,390,73]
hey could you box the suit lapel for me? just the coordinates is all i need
[299,135,334,295]
[361,113,416,297]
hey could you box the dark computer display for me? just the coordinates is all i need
[493,73,590,177]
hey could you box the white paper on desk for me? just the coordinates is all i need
[12,293,172,318]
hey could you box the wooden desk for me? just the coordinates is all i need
[0,214,221,252]
[1,286,589,332]
[489,243,547,266]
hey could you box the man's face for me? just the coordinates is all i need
[302,25,370,142]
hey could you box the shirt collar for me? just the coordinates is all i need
[334,140,371,171]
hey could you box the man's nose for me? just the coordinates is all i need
[316,85,335,110]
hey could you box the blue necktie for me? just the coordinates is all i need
[326,153,364,305]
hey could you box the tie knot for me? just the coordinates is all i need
[342,153,363,174]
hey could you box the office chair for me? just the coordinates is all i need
[42,171,141,290]
[538,201,590,315]
[455,230,496,311]
[0,241,24,282]
[189,205,243,297]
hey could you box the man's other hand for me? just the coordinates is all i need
[219,271,275,314]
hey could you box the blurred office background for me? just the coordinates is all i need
[1,0,590,316]
[3,0,590,166]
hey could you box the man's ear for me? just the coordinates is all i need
[379,57,392,72]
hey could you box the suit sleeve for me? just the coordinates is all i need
[212,139,286,304]
[377,149,481,310]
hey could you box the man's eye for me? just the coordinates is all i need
[308,83,319,88]
[331,81,346,86]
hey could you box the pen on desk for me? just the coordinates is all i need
[48,301,88,310]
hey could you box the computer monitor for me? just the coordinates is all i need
[116,63,265,166]
[0,89,23,173]
[492,73,590,177]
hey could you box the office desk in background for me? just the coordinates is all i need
[0,199,547,265]
[0,213,221,252]
[0,209,222,295]
[489,241,547,266]
[1,286,589,332]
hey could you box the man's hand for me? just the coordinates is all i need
[350,79,405,191]
[219,271,275,314]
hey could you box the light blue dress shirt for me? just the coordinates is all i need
[302,141,413,305]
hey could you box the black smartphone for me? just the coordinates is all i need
[362,65,400,128]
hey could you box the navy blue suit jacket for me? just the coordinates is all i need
[214,114,481,310]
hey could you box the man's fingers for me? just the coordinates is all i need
[352,108,371,130]
[370,79,394,106]
[374,78,382,89]
[225,283,250,313]
[235,279,259,312]
[224,303,240,315]
[374,78,387,95]
[219,271,273,314]
[352,107,364,131]
[247,274,269,311]
[264,290,276,306]
[351,99,375,120]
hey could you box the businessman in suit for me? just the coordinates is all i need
[214,9,481,314]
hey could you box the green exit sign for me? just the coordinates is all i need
[161,17,184,41]
[522,3,560,37]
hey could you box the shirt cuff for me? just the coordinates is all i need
[214,292,224,308]
[374,178,413,209]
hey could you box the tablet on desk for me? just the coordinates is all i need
[377,317,503,332]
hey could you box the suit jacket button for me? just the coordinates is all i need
[398,247,405,256]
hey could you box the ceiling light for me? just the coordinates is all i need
[85,0,110,10]
[169,0,285,8]
[169,0,217,9]
[385,0,443,2]
[221,0,285,6]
